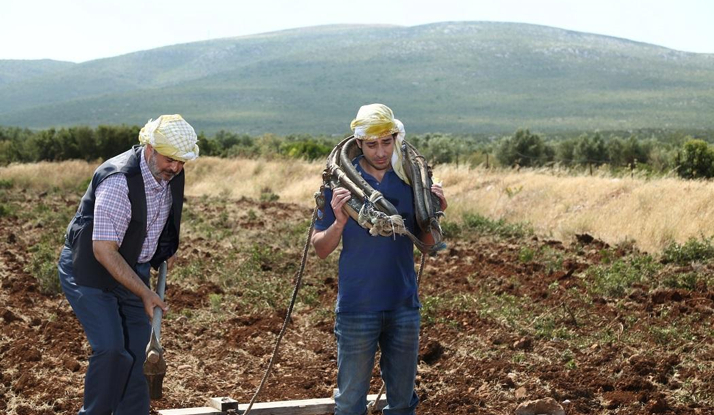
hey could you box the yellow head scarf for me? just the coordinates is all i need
[350,104,400,141]
[138,114,199,162]
[350,103,409,185]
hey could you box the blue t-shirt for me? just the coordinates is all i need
[315,156,420,313]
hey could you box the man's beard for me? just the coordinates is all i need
[148,151,174,181]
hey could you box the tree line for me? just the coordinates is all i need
[1,124,713,179]
[493,129,714,179]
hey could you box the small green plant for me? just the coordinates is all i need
[561,349,577,370]
[662,272,699,290]
[518,247,535,263]
[250,243,279,268]
[587,255,661,297]
[0,178,13,189]
[662,237,714,265]
[247,209,257,221]
[476,291,525,329]
[0,203,12,217]
[259,187,280,202]
[440,220,461,238]
[26,241,61,294]
[420,295,443,325]
[299,285,320,307]
[208,293,223,312]
[278,219,311,245]
[533,314,557,339]
[174,261,205,282]
[462,213,532,239]
[649,325,678,345]
[216,210,230,229]
[599,248,613,264]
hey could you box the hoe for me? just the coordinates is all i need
[143,261,168,400]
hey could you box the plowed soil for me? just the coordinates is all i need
[1,188,713,414]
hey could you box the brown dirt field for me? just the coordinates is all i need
[1,189,713,414]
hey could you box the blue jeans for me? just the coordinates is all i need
[334,307,420,415]
[58,245,152,415]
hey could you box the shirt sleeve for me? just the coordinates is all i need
[92,174,131,244]
[314,187,335,231]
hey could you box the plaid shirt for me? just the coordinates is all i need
[92,147,173,263]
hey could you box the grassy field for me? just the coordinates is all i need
[3,157,711,253]
[2,157,714,414]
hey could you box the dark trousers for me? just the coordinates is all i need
[58,246,152,415]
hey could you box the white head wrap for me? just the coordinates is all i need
[350,104,410,185]
[390,119,410,185]
[138,114,199,162]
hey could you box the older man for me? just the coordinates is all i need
[58,114,199,415]
[312,104,447,415]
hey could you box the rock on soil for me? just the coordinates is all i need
[515,397,565,415]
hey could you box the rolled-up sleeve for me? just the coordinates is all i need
[92,174,131,244]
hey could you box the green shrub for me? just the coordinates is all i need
[518,247,536,263]
[281,140,331,161]
[677,139,714,179]
[661,237,714,265]
[462,213,532,239]
[0,203,12,217]
[496,128,554,167]
[259,187,280,202]
[662,272,699,290]
[26,242,61,295]
[588,255,661,297]
[439,220,461,238]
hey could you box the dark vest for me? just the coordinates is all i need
[65,146,184,289]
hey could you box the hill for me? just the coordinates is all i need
[0,59,75,87]
[1,22,713,134]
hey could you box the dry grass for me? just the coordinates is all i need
[435,165,714,253]
[3,158,713,253]
[185,157,324,205]
[0,160,95,190]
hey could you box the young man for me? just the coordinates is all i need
[58,114,199,414]
[312,104,447,415]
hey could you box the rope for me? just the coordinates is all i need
[368,253,428,413]
[242,207,318,415]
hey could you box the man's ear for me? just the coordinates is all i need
[355,139,362,149]
[144,144,155,162]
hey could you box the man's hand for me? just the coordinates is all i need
[331,187,352,227]
[311,187,351,259]
[431,183,448,211]
[141,289,168,319]
[93,240,169,318]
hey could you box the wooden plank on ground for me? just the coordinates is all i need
[158,393,387,415]
[158,407,221,415]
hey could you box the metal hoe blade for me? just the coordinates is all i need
[144,261,167,400]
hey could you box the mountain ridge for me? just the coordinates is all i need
[1,22,712,134]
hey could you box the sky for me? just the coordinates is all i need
[2,0,713,63]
